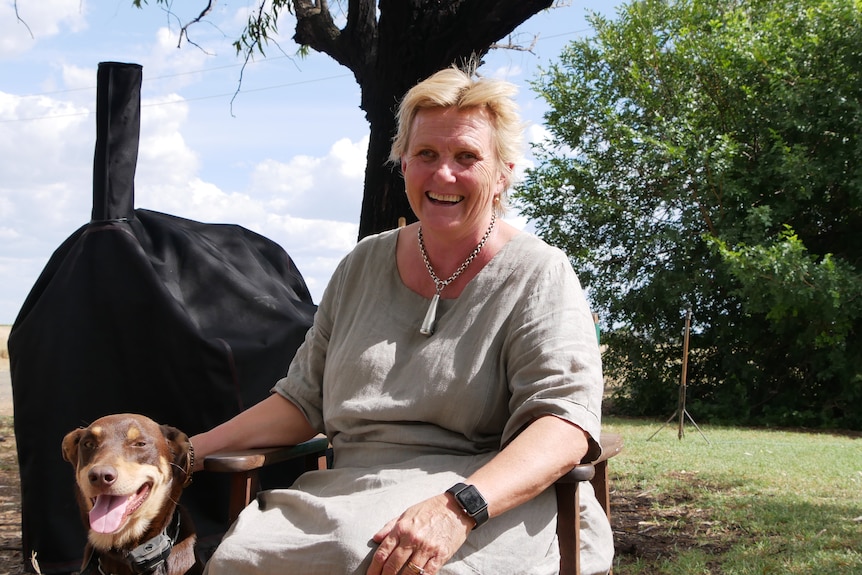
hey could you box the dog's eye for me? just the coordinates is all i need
[82,440,97,451]
[132,441,148,448]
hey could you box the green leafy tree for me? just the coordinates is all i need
[516,0,862,428]
[134,0,558,238]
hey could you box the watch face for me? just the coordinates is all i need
[456,485,487,514]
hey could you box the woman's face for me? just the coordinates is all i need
[401,106,508,240]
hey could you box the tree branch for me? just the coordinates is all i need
[175,0,216,49]
[292,0,352,66]
[14,0,35,39]
[132,0,217,51]
[455,0,554,51]
[490,33,539,53]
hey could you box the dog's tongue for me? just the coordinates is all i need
[89,494,131,534]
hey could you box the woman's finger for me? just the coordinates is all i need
[372,517,398,544]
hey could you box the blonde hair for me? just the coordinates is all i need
[389,66,525,215]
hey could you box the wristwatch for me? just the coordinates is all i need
[446,483,489,529]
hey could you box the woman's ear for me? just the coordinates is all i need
[498,162,514,188]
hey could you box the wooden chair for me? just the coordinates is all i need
[204,432,622,575]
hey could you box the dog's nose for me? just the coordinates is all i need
[88,465,118,486]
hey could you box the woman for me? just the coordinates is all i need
[193,66,614,575]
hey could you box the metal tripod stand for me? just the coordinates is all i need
[648,308,710,444]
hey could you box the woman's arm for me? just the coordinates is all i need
[189,393,318,472]
[464,414,588,519]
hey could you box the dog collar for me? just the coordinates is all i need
[79,508,182,575]
[125,508,182,574]
[125,531,174,574]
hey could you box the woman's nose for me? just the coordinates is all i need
[433,160,456,182]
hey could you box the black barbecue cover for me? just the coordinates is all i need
[8,62,318,573]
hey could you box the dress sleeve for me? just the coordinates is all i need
[271,255,346,435]
[500,251,604,462]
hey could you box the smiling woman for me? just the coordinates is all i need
[192,66,613,575]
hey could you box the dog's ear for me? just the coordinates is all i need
[61,428,84,465]
[160,425,193,486]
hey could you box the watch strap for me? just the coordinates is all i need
[446,482,489,529]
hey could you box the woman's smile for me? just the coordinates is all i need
[426,191,464,205]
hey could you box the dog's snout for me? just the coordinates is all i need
[88,465,118,487]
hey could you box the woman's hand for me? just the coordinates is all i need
[367,492,473,575]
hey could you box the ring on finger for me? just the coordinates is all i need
[406,560,426,575]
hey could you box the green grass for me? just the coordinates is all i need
[603,417,862,574]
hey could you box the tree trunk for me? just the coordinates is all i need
[359,108,412,237]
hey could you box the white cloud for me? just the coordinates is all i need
[0,227,19,241]
[60,63,97,92]
[136,94,199,186]
[255,156,318,197]
[141,27,214,88]
[526,123,555,152]
[0,91,93,256]
[490,64,525,81]
[0,0,87,58]
[330,136,367,179]
[250,135,366,222]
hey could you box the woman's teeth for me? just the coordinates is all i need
[427,192,463,204]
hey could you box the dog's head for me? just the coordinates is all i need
[62,413,193,552]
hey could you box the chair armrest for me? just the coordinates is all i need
[203,436,329,473]
[555,432,624,484]
[594,432,624,464]
[558,465,596,483]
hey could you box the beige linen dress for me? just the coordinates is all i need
[204,230,614,574]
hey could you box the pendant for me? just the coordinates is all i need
[420,293,440,336]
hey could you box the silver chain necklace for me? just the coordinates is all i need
[418,212,497,335]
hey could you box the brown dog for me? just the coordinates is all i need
[62,413,201,575]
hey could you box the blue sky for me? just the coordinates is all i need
[0,0,623,324]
